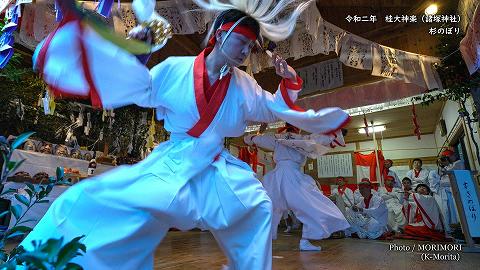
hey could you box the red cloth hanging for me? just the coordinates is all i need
[363,113,369,137]
[412,103,421,140]
[354,151,385,184]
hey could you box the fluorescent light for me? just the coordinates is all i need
[358,125,386,134]
[425,4,438,15]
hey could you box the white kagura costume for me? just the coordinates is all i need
[331,185,355,216]
[345,193,388,239]
[428,161,463,232]
[21,16,350,270]
[406,168,429,190]
[377,186,406,232]
[244,132,349,240]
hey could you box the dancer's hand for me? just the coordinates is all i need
[272,52,296,80]
[128,26,153,44]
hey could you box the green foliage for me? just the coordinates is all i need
[0,132,35,183]
[0,133,86,269]
[3,236,86,270]
[412,19,480,159]
[412,22,480,107]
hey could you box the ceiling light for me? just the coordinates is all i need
[425,3,438,15]
[358,125,386,134]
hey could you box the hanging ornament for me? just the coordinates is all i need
[412,103,421,140]
[127,141,133,154]
[37,91,43,107]
[84,112,92,135]
[42,90,51,115]
[112,137,120,155]
[363,113,369,137]
[102,109,107,122]
[99,128,104,141]
[77,105,84,127]
[14,98,25,120]
[109,117,114,129]
[65,128,74,144]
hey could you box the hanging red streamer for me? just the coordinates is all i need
[412,104,421,140]
[363,113,369,137]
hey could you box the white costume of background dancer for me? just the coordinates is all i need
[377,176,405,233]
[20,0,349,269]
[429,150,463,232]
[346,179,388,239]
[331,177,355,216]
[244,130,350,251]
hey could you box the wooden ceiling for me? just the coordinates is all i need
[344,100,444,143]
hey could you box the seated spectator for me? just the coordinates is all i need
[378,176,406,233]
[330,176,355,215]
[400,184,446,241]
[345,179,388,239]
[382,159,401,188]
[401,177,413,195]
[406,158,429,189]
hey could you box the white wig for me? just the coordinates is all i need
[192,0,314,42]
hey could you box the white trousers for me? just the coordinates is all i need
[20,152,273,270]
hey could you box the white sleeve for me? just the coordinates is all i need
[406,170,413,180]
[363,197,388,218]
[35,20,173,112]
[244,134,276,151]
[242,73,350,134]
[428,171,440,194]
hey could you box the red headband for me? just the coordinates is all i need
[207,22,258,48]
[441,149,455,157]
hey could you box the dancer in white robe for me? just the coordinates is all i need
[406,158,429,189]
[244,125,349,251]
[345,179,388,239]
[19,1,350,269]
[430,149,463,232]
[377,176,405,233]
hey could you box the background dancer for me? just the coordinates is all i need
[244,124,349,251]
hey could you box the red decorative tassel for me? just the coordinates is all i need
[363,113,369,137]
[412,104,421,140]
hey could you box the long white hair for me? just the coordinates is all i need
[192,0,313,42]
